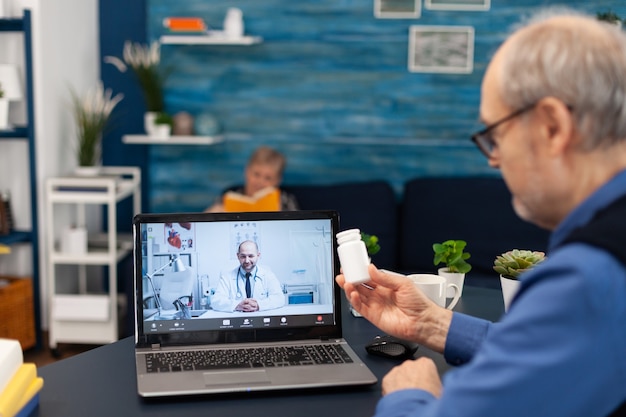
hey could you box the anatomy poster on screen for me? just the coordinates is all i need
[164,222,195,252]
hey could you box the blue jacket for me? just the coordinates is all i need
[376,170,626,417]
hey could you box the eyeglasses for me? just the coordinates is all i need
[470,103,537,158]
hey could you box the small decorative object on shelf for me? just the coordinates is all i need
[0,64,23,129]
[0,190,14,235]
[223,7,244,38]
[70,82,123,174]
[104,41,167,134]
[172,111,194,136]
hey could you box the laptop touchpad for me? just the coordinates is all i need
[204,370,270,386]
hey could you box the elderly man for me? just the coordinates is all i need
[337,9,626,417]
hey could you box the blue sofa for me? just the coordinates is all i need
[285,176,550,289]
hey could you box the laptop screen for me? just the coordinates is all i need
[133,211,342,347]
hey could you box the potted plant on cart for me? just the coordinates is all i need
[433,239,472,297]
[70,82,123,175]
[493,249,546,311]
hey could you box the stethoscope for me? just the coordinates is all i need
[235,267,260,299]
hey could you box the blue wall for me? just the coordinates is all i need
[102,1,625,213]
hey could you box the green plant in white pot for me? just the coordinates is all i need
[433,239,472,297]
[152,111,174,139]
[71,82,123,174]
[494,249,546,311]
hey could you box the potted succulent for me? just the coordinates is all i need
[494,249,546,311]
[70,82,123,174]
[433,239,471,297]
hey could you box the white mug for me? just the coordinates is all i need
[408,274,460,310]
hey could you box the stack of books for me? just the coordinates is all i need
[0,339,43,417]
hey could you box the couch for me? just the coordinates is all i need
[284,177,550,289]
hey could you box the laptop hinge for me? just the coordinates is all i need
[151,343,161,350]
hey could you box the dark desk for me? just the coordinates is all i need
[36,286,504,417]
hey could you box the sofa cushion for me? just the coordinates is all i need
[284,181,398,270]
[399,177,550,288]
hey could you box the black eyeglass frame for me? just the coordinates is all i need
[470,103,537,158]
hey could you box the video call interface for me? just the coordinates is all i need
[139,218,336,334]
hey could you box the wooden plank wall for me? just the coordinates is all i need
[141,0,624,212]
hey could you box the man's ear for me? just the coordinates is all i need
[535,97,575,156]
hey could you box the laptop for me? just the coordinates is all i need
[132,210,377,397]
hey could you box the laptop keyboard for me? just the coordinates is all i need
[145,344,354,373]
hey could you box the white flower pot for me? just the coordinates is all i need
[144,111,158,136]
[74,166,101,176]
[0,99,9,129]
[438,267,465,298]
[500,275,520,312]
[151,124,171,140]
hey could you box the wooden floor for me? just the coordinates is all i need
[23,332,101,367]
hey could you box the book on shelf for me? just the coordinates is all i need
[0,339,43,417]
[163,17,207,32]
[222,187,281,212]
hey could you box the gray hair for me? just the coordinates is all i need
[498,8,626,150]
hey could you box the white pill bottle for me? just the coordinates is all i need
[336,228,371,284]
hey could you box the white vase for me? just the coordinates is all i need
[500,275,520,312]
[144,111,158,136]
[0,99,9,129]
[438,267,465,298]
[74,166,101,176]
[152,124,171,140]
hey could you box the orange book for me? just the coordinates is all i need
[223,187,281,212]
[162,17,207,32]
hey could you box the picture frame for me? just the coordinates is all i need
[425,0,490,12]
[408,25,475,74]
[374,0,421,19]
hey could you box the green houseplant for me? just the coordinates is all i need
[71,82,123,169]
[433,239,472,274]
[361,232,380,257]
[493,249,546,280]
[104,40,165,112]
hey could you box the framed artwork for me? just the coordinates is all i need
[408,25,475,74]
[425,0,490,11]
[374,0,421,19]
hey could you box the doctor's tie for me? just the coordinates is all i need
[245,272,252,298]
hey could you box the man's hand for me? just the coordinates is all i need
[336,264,453,353]
[235,298,260,312]
[382,357,442,398]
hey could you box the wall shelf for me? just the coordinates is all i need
[122,134,224,145]
[159,34,262,45]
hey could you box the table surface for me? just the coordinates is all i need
[35,286,504,417]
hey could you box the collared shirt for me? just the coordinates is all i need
[375,170,626,417]
[210,264,285,312]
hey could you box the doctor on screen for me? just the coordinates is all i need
[211,240,285,312]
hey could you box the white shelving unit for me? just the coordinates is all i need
[44,167,141,354]
[159,34,262,45]
[122,134,224,145]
